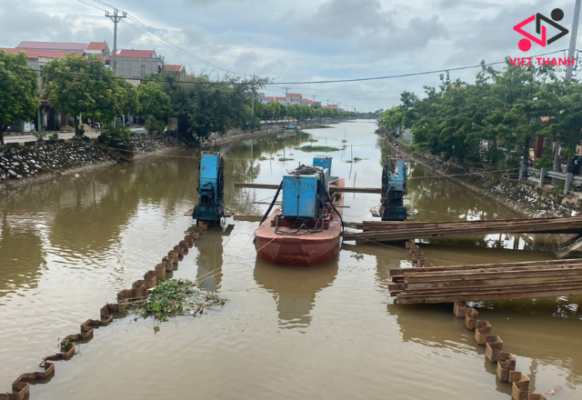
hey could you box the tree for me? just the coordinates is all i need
[0,51,40,145]
[137,82,172,133]
[160,73,269,143]
[41,54,134,136]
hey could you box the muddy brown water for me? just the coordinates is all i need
[0,120,580,399]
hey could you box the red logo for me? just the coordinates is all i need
[514,8,569,52]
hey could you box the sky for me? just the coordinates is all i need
[1,0,581,112]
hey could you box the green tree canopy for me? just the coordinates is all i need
[41,54,137,136]
[0,50,40,144]
[137,81,172,133]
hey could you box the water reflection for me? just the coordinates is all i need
[388,299,582,394]
[195,226,235,292]
[254,259,338,329]
[0,212,45,298]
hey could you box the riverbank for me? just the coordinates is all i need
[1,120,345,190]
[202,119,344,146]
[0,134,183,190]
[389,138,580,218]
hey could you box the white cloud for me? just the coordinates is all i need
[4,0,580,111]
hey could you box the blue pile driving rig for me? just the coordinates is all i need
[193,152,224,225]
[281,156,333,220]
[380,158,408,221]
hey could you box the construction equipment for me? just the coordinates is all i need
[193,152,224,225]
[281,156,332,219]
[380,157,408,221]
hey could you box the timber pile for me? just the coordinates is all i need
[389,259,582,304]
[343,216,582,241]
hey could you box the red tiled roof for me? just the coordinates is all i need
[17,41,88,51]
[262,96,276,101]
[0,48,82,59]
[86,42,107,51]
[288,93,301,98]
[118,49,156,58]
[323,105,337,109]
[164,64,184,72]
[276,97,286,101]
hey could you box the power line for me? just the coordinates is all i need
[91,0,243,76]
[265,49,569,85]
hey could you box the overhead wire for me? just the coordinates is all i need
[91,0,244,76]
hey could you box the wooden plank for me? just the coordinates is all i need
[347,222,582,238]
[403,267,582,283]
[405,274,582,290]
[235,183,279,189]
[396,288,582,304]
[235,182,382,194]
[401,280,582,295]
[389,259,582,277]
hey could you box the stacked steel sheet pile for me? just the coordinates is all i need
[389,257,582,304]
[344,216,582,242]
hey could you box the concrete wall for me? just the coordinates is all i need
[116,57,162,79]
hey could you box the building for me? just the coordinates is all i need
[115,49,163,80]
[164,64,186,79]
[300,98,313,107]
[286,93,302,105]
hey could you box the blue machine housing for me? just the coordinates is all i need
[193,152,224,223]
[282,157,332,219]
[381,158,408,221]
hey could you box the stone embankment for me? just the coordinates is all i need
[0,135,182,188]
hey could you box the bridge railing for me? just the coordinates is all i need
[520,163,579,194]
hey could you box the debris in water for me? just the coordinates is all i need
[129,279,226,322]
[546,386,561,395]
[351,253,364,261]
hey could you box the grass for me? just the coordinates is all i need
[299,145,340,153]
[279,157,295,161]
[129,279,225,322]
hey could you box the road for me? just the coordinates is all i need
[3,132,101,144]
[2,127,148,144]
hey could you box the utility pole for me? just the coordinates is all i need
[105,9,127,75]
[567,0,582,79]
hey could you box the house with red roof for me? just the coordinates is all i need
[286,93,302,105]
[164,64,186,79]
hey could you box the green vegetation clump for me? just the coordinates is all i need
[279,157,295,161]
[299,145,340,152]
[130,279,225,321]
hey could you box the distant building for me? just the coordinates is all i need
[286,93,302,105]
[164,64,186,79]
[300,98,313,107]
[115,49,163,79]
[323,105,337,109]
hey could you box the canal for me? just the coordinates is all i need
[0,120,580,399]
